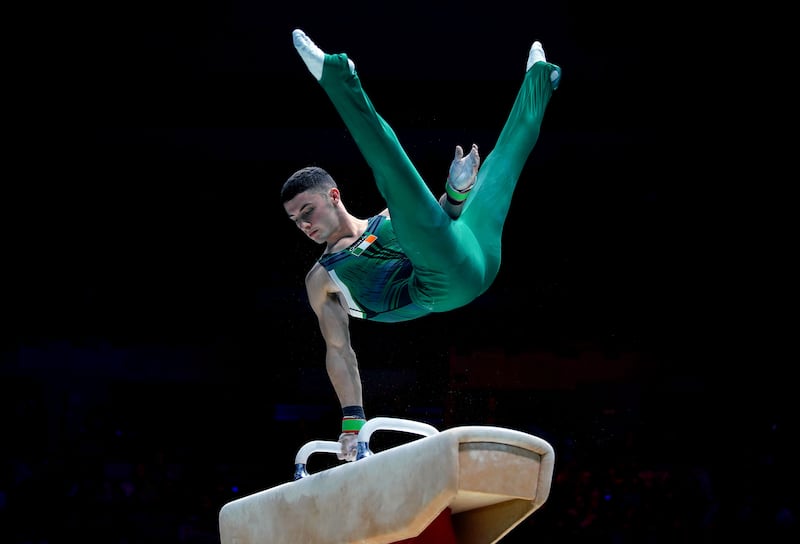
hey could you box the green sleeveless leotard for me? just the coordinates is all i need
[317,51,558,320]
[318,214,429,323]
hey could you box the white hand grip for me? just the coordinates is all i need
[356,417,439,460]
[293,440,341,480]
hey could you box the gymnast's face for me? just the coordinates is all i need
[284,187,340,245]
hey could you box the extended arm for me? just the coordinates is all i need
[306,264,362,407]
[306,264,364,460]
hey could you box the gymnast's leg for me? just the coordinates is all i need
[293,30,475,295]
[460,40,561,289]
[293,30,443,224]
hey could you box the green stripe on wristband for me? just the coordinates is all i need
[341,417,366,433]
[445,182,470,202]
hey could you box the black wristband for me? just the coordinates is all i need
[342,405,366,419]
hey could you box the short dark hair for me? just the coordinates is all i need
[281,166,337,204]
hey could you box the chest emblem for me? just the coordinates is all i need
[349,233,377,256]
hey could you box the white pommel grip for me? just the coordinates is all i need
[293,440,341,480]
[356,417,439,460]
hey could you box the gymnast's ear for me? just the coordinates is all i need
[329,187,341,203]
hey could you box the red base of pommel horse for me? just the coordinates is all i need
[219,417,555,544]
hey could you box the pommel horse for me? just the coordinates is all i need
[219,417,555,544]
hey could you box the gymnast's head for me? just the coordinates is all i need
[282,166,345,243]
[281,166,337,204]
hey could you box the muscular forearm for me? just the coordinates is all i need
[326,346,363,408]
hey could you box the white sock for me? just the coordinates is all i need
[526,41,547,71]
[526,40,560,87]
[292,28,354,81]
[292,29,325,80]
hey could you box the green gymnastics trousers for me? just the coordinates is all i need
[318,51,558,314]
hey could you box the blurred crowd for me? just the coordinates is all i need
[3,365,795,544]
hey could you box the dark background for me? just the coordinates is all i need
[4,1,793,543]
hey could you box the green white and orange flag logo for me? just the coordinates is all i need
[350,234,377,256]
